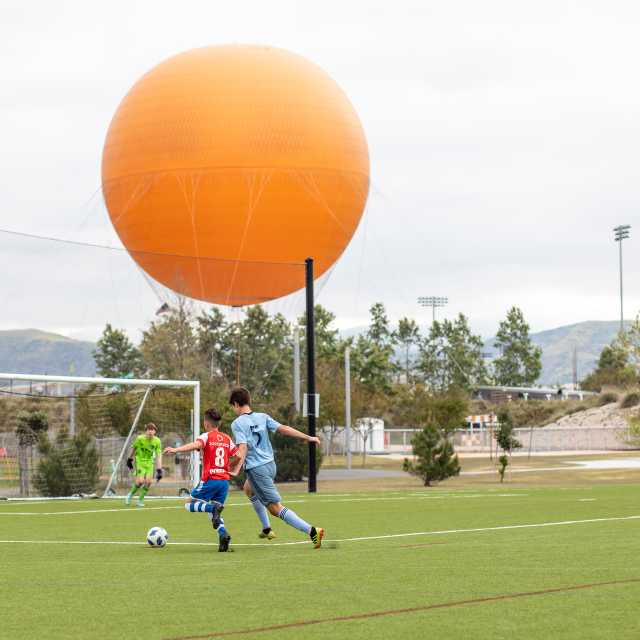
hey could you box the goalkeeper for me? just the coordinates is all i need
[125,423,163,507]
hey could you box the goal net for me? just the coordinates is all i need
[0,373,199,499]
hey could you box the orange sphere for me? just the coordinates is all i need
[102,45,369,306]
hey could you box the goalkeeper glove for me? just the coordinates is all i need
[126,457,134,471]
[156,468,163,482]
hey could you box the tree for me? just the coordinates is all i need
[317,357,345,460]
[15,410,48,496]
[93,324,143,378]
[493,307,542,386]
[394,317,420,383]
[196,307,236,383]
[403,424,460,486]
[354,417,377,467]
[298,305,341,359]
[350,303,397,393]
[417,314,487,392]
[140,297,202,380]
[34,429,99,496]
[495,409,521,482]
[581,337,636,391]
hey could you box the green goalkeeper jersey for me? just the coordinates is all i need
[132,435,161,463]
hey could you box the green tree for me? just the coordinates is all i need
[317,357,345,459]
[34,429,100,496]
[196,307,236,383]
[351,303,397,393]
[298,305,342,360]
[417,314,487,392]
[15,410,49,446]
[403,424,461,486]
[140,298,202,379]
[93,324,143,378]
[394,317,420,383]
[495,409,522,482]
[493,307,542,386]
[581,337,636,391]
[197,305,292,397]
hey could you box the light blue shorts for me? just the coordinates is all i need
[246,461,281,506]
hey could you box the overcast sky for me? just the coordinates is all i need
[1,0,638,342]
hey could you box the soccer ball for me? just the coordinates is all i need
[147,527,168,547]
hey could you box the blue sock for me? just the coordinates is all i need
[250,495,271,529]
[185,502,214,513]
[218,519,228,538]
[278,506,311,535]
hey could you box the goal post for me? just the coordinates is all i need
[0,372,200,498]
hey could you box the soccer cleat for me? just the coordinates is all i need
[258,528,276,540]
[310,526,324,549]
[136,499,144,507]
[124,494,131,506]
[210,501,224,530]
[218,534,231,552]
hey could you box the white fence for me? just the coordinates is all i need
[319,425,637,456]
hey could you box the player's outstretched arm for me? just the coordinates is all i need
[276,425,320,445]
[163,441,203,455]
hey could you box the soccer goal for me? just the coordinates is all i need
[0,372,200,499]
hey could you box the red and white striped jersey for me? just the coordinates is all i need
[196,430,238,481]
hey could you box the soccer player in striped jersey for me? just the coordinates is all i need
[163,408,238,552]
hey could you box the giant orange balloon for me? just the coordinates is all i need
[102,45,369,306]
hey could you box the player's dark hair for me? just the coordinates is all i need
[229,386,251,407]
[203,408,221,425]
[144,423,157,433]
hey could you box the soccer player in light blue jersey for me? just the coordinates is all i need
[228,386,324,549]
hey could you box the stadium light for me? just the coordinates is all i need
[614,225,631,334]
[418,296,448,323]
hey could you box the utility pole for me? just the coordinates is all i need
[293,324,301,413]
[614,225,630,335]
[344,346,352,471]
[305,258,317,493]
[418,296,448,323]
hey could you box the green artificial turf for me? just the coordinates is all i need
[1,484,639,639]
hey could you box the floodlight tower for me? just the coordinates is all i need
[418,296,448,323]
[614,225,631,334]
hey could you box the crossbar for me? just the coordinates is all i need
[0,372,198,388]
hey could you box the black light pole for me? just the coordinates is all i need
[305,257,317,493]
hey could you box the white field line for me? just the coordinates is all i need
[0,493,528,516]
[0,490,478,504]
[0,514,638,547]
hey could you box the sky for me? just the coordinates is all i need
[0,0,638,343]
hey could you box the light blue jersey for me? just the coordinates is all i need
[231,412,281,471]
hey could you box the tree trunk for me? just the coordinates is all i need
[18,445,30,497]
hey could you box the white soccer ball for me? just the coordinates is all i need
[147,526,169,547]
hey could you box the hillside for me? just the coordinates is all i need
[484,320,629,385]
[0,329,96,376]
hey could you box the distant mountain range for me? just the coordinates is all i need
[0,329,96,377]
[0,320,625,384]
[483,320,628,385]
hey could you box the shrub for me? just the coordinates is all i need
[494,410,522,483]
[15,410,48,446]
[620,392,640,409]
[272,427,322,482]
[34,429,100,496]
[598,392,619,406]
[403,424,460,486]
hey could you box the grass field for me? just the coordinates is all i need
[2,469,640,640]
